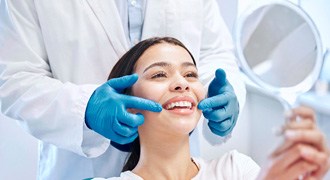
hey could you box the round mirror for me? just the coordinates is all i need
[235,0,323,108]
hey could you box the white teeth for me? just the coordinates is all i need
[165,101,192,110]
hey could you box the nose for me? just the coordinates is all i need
[170,76,190,92]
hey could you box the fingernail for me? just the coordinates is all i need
[301,148,312,158]
[285,130,296,139]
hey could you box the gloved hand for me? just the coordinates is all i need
[198,69,239,137]
[85,74,162,145]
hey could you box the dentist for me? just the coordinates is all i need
[0,0,245,179]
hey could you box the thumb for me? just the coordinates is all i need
[209,69,227,96]
[214,68,226,87]
[107,74,138,92]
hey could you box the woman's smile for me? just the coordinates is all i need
[162,96,197,115]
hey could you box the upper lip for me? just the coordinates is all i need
[162,96,197,110]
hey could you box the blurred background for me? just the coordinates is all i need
[1,0,329,179]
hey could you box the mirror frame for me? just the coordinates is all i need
[234,0,323,96]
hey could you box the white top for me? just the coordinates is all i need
[0,0,246,179]
[93,150,260,180]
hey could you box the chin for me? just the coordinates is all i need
[171,120,198,135]
[144,112,200,135]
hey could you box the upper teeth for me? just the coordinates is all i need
[165,101,192,110]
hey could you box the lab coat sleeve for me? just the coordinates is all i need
[198,0,246,144]
[0,0,109,157]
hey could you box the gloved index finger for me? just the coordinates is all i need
[107,74,138,92]
[125,95,162,112]
[197,95,228,110]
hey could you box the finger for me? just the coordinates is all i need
[208,119,233,136]
[273,120,321,155]
[118,112,144,128]
[289,106,316,122]
[304,177,317,180]
[107,74,138,92]
[112,133,139,145]
[271,137,295,157]
[270,144,321,179]
[274,143,328,172]
[197,94,228,110]
[312,156,330,179]
[112,118,138,138]
[214,68,227,87]
[284,129,327,152]
[125,95,162,112]
[272,142,327,172]
[285,160,318,180]
[285,120,315,130]
[208,69,231,97]
[298,145,329,169]
[271,144,308,170]
[202,108,231,122]
[272,128,326,157]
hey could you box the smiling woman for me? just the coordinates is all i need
[91,37,330,180]
[90,37,260,179]
[108,37,208,175]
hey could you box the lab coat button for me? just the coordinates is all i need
[131,0,137,6]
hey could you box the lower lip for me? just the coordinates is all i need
[165,107,195,115]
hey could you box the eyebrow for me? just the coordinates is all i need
[143,61,196,73]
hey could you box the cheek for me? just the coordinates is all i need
[132,81,165,101]
[130,82,163,120]
[194,83,206,101]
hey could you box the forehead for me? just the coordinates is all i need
[134,43,194,70]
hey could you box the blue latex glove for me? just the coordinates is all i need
[85,74,162,145]
[198,69,239,137]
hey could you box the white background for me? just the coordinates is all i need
[1,0,329,179]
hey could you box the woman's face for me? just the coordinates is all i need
[131,43,206,136]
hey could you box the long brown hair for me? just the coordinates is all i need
[108,37,196,172]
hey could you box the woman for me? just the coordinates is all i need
[93,37,329,179]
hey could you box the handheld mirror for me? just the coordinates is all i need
[234,0,324,111]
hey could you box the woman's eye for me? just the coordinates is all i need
[151,72,167,79]
[185,72,198,78]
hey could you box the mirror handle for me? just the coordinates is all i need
[314,48,330,94]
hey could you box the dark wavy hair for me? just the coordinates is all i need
[108,37,196,172]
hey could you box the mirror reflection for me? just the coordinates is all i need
[239,3,320,89]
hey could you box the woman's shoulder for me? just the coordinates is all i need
[194,149,259,166]
[219,149,260,166]
[192,150,260,180]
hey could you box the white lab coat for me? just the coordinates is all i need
[0,0,246,179]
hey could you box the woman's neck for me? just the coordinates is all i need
[132,133,199,180]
